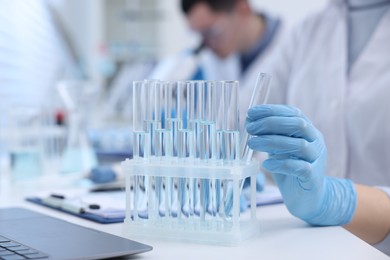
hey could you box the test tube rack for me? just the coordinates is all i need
[122,157,260,246]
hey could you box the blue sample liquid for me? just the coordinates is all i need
[200,121,216,160]
[10,149,43,182]
[166,118,182,157]
[133,131,150,159]
[154,129,172,157]
[177,129,194,159]
[222,130,240,162]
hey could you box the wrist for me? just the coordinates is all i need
[305,177,357,226]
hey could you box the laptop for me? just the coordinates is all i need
[0,207,152,259]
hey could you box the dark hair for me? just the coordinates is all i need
[181,0,238,14]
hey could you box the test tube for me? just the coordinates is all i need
[132,81,150,159]
[240,73,272,162]
[177,81,196,158]
[175,81,195,217]
[165,80,184,157]
[214,81,225,160]
[200,81,217,161]
[161,81,180,217]
[187,80,205,159]
[154,81,172,158]
[222,80,240,163]
[132,81,150,220]
[185,81,197,131]
[219,81,240,218]
[209,81,225,217]
[144,79,162,158]
[203,81,220,217]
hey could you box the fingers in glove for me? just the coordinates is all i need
[248,135,324,163]
[262,158,313,185]
[246,116,317,142]
[247,104,311,122]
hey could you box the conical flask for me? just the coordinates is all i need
[58,80,98,174]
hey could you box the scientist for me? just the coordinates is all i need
[182,0,282,125]
[246,0,390,255]
[150,0,282,128]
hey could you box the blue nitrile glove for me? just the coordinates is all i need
[245,105,356,226]
[90,166,117,184]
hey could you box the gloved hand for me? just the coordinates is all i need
[245,104,356,226]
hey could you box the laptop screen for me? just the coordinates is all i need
[0,207,152,260]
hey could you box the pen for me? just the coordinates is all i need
[90,182,125,192]
[62,200,86,214]
[42,196,64,208]
[62,201,101,214]
[42,194,100,214]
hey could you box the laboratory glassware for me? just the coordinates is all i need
[222,80,240,162]
[132,80,150,159]
[57,80,98,174]
[126,79,260,245]
[8,107,44,182]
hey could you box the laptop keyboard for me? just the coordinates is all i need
[0,236,49,260]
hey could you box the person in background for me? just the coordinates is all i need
[180,0,282,122]
[246,0,390,255]
[151,0,282,128]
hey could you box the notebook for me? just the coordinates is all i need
[0,207,152,260]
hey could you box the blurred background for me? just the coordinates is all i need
[0,0,328,103]
[0,0,328,183]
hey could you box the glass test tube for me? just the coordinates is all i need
[144,79,162,158]
[161,81,181,218]
[201,81,219,223]
[177,81,195,159]
[154,81,173,159]
[144,80,163,220]
[165,81,184,157]
[213,81,224,217]
[132,81,150,159]
[174,81,195,218]
[221,81,240,218]
[132,81,150,220]
[240,73,272,162]
[214,81,225,160]
[185,81,207,219]
[188,80,205,159]
[200,81,217,161]
[222,80,240,162]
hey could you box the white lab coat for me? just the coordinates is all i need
[263,0,390,253]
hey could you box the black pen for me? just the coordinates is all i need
[90,182,125,192]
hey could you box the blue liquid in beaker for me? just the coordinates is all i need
[10,149,43,182]
[60,147,98,174]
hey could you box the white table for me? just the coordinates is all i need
[0,174,388,260]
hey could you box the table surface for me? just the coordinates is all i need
[0,172,389,260]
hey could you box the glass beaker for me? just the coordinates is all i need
[8,107,44,182]
[57,80,98,174]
